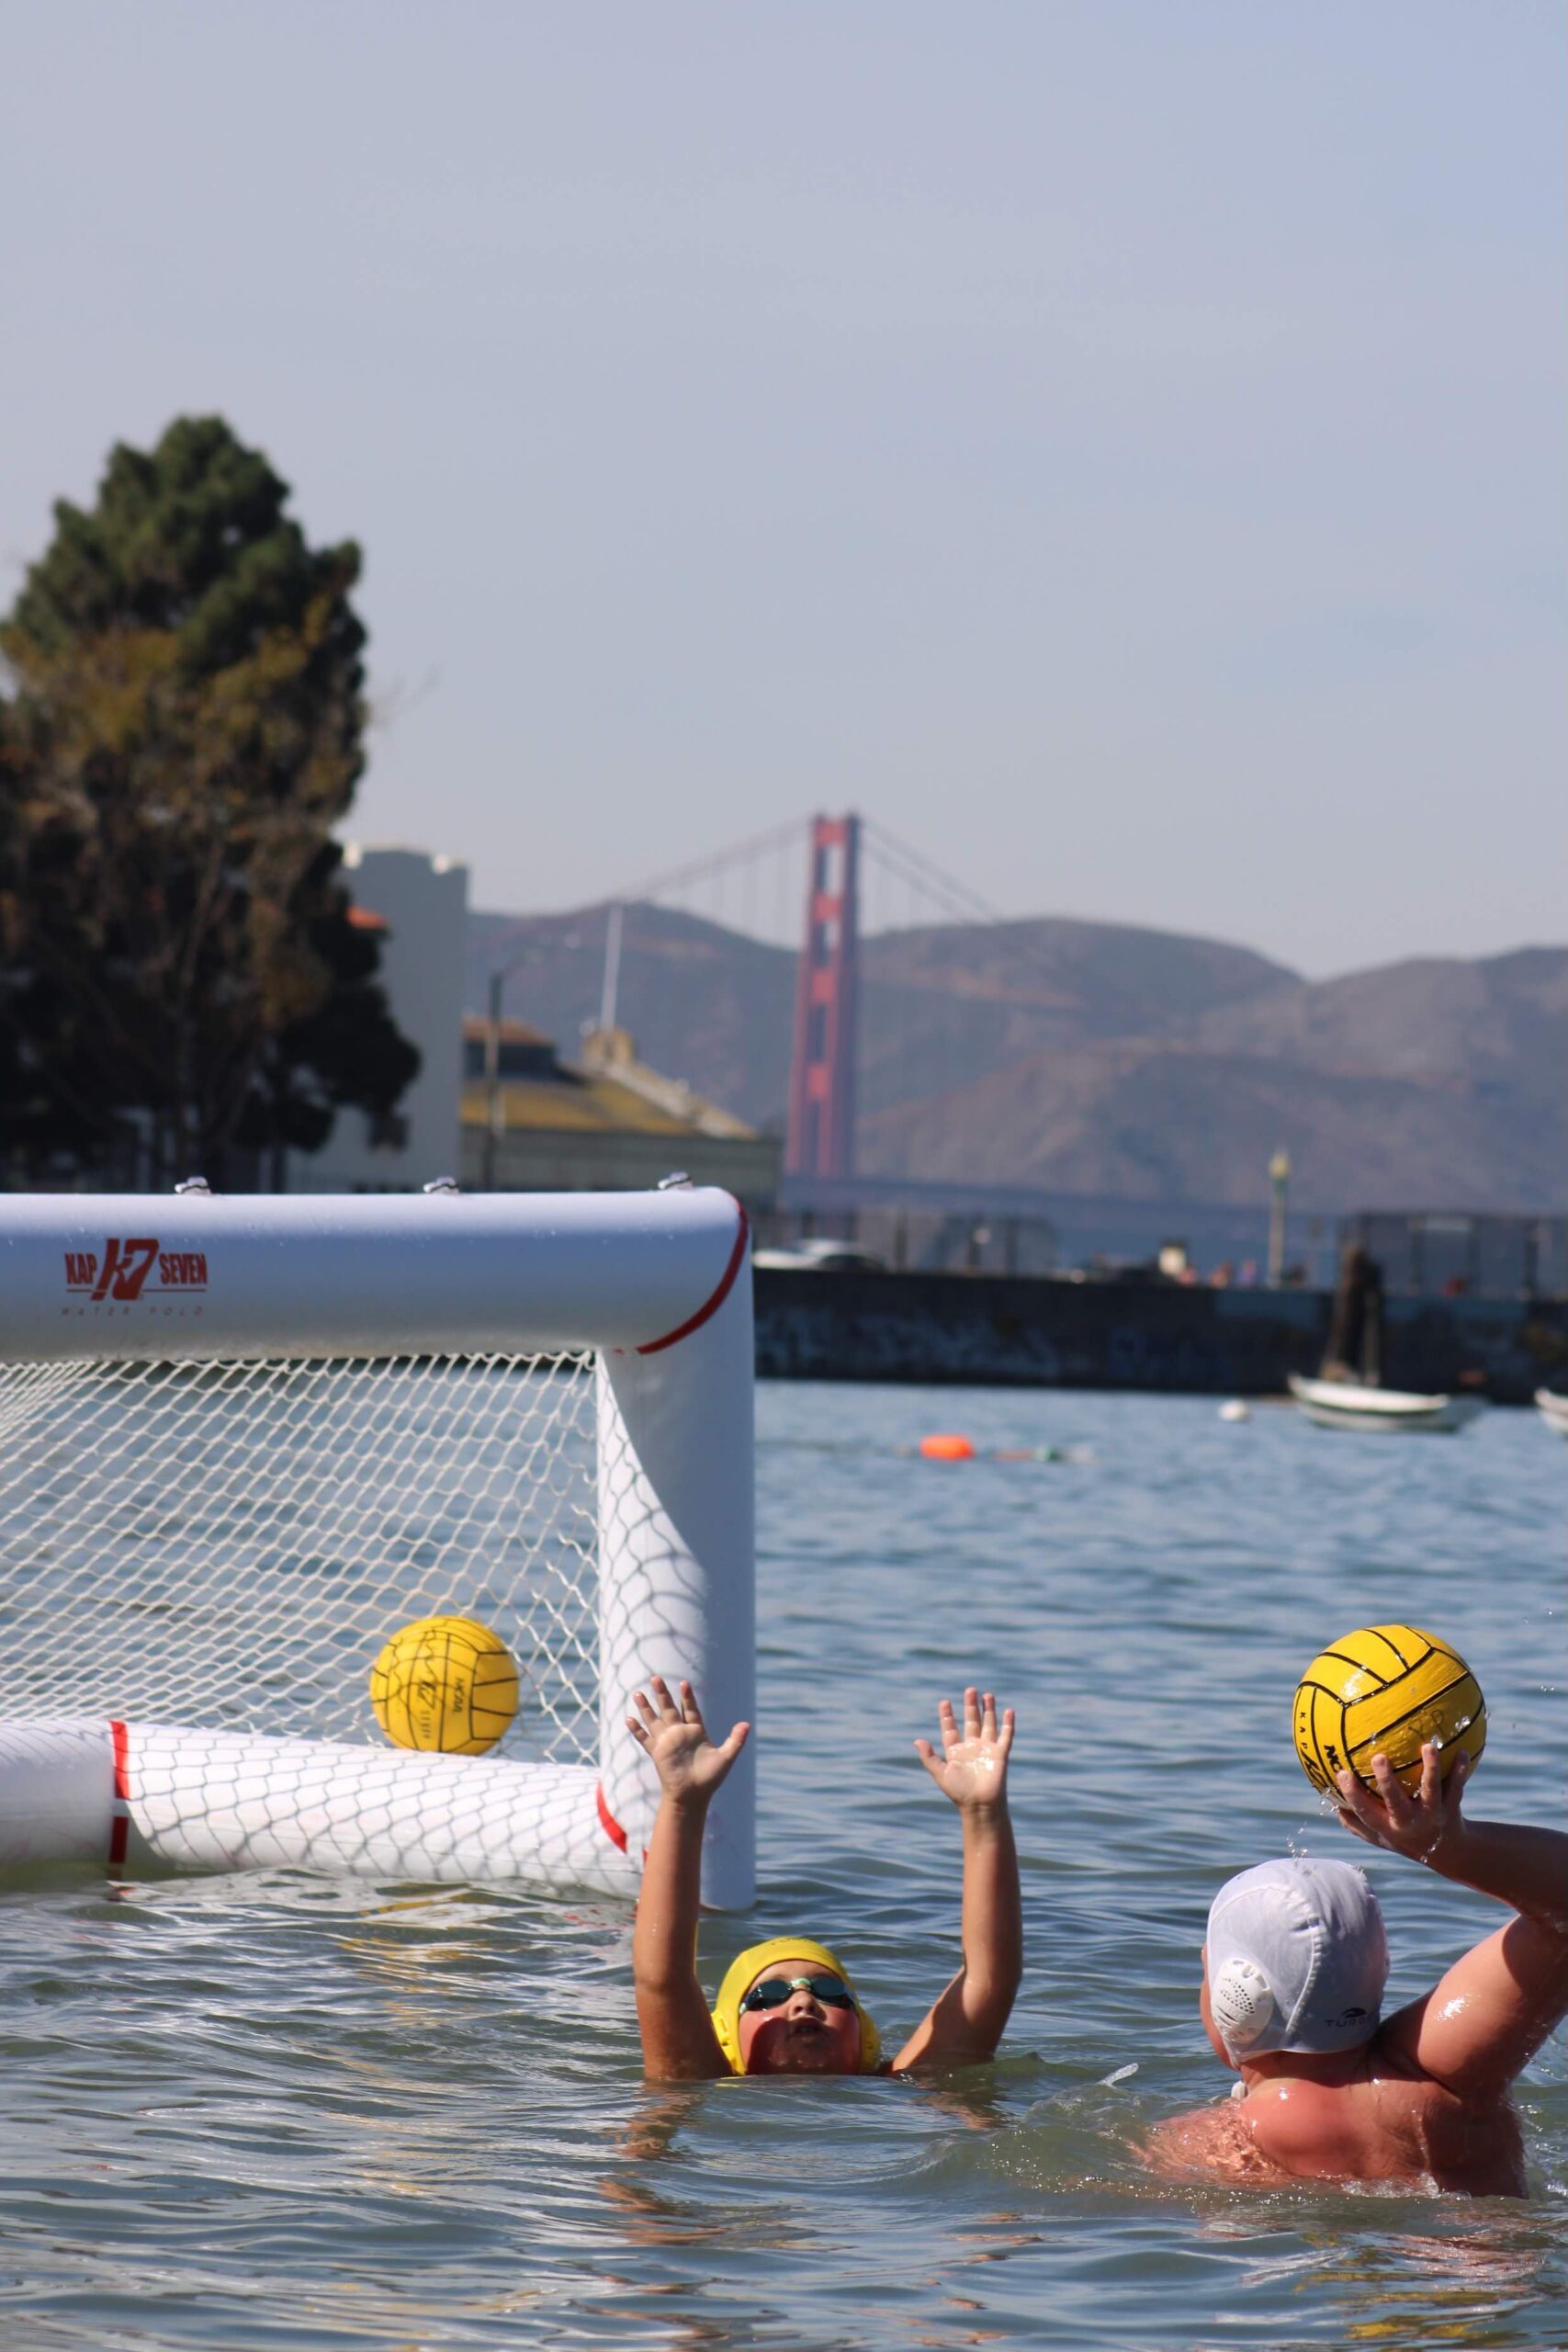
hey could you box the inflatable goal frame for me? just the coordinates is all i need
[0,1187,755,1906]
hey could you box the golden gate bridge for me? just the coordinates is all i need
[469,810,1306,1273]
[620,811,1010,1186]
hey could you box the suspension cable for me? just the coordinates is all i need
[616,815,810,907]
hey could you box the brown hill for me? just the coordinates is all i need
[467,908,1565,1212]
[854,1039,1562,1210]
[1192,948,1564,1099]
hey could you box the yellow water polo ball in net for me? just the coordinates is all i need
[1292,1622,1485,1798]
[369,1614,520,1756]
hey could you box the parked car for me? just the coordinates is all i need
[752,1238,886,1272]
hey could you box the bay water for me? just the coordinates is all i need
[1,1383,1562,2349]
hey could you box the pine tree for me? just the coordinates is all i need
[0,416,418,1186]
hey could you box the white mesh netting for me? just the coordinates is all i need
[0,1351,600,1760]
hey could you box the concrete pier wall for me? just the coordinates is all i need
[752,1268,1568,1403]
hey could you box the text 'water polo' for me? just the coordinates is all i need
[1292,1623,1486,1797]
[369,1614,521,1756]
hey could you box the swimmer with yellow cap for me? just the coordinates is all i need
[627,1677,1021,2079]
[709,1934,882,2075]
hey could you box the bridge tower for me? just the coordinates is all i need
[784,813,861,1180]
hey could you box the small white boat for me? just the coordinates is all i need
[1287,1372,1485,1435]
[1534,1388,1568,1439]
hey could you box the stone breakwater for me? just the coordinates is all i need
[752,1266,1568,1401]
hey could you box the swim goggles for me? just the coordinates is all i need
[738,1973,858,2015]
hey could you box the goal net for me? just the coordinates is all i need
[0,1349,600,1760]
[0,1189,755,1903]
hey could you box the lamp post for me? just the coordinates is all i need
[481,950,543,1193]
[1268,1148,1292,1287]
[598,901,624,1034]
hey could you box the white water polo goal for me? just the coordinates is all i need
[0,1187,755,1906]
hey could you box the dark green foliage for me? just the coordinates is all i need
[0,416,418,1186]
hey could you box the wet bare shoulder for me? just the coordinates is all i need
[1142,2099,1298,2187]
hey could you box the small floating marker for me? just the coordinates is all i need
[1219,1399,1251,1423]
[919,1432,975,1461]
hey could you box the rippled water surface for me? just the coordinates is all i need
[2,1385,1563,2349]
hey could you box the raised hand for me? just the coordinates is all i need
[914,1688,1014,1813]
[629,1676,750,2080]
[1335,1741,1471,1865]
[627,1675,750,1806]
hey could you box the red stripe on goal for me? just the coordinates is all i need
[636,1205,750,1356]
[108,1719,130,1871]
[596,1782,628,1853]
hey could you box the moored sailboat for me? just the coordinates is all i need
[1287,1372,1484,1434]
[1288,1240,1484,1434]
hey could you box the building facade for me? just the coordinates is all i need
[293,843,469,1192]
[460,1019,781,1204]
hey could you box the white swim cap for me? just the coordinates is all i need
[1206,1857,1387,2058]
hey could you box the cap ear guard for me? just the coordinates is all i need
[1210,1957,1278,2053]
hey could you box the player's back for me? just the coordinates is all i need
[1149,2032,1528,2197]
[1242,2029,1527,2195]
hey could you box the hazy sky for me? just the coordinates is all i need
[3,3,1562,977]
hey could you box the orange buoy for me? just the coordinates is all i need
[919,1432,975,1461]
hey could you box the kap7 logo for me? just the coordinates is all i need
[62,1238,209,1303]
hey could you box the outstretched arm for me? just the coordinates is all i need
[627,1676,750,2082]
[891,1690,1021,2072]
[1337,1744,1568,2099]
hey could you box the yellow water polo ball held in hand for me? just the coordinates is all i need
[1292,1623,1485,1798]
[369,1614,520,1756]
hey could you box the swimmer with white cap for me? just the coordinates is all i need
[1148,1741,1568,2195]
[626,1678,1021,2079]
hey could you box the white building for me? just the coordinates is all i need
[293,843,469,1192]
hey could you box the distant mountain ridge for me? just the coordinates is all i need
[467,905,1564,1214]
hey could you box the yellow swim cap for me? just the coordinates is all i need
[710,1935,882,2074]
